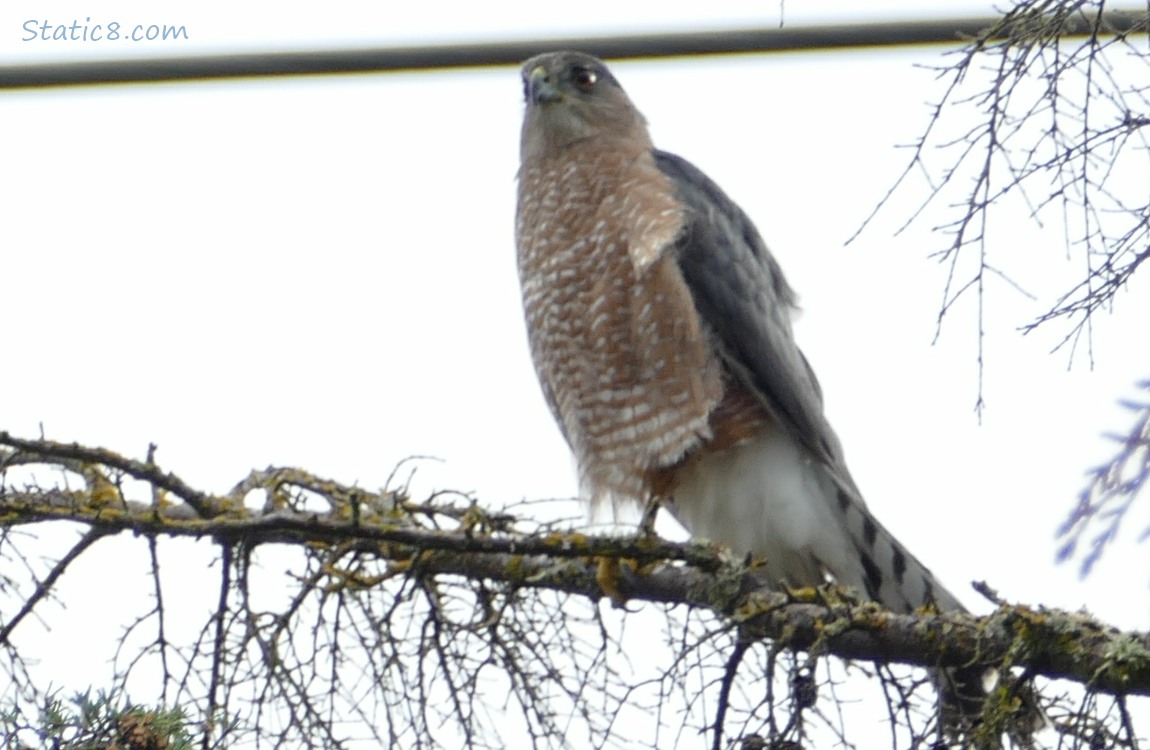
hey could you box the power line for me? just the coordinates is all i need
[1,12,1145,89]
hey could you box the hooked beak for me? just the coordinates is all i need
[527,65,562,104]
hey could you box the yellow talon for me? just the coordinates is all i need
[595,557,638,608]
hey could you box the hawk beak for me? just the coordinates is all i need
[528,66,562,104]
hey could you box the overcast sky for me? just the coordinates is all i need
[2,0,1148,738]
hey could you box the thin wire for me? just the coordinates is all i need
[1,12,1145,90]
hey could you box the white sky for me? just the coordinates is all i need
[1,0,1148,741]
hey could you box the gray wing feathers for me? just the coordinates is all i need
[654,149,965,615]
[654,150,844,469]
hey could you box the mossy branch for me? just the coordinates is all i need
[1,431,1147,703]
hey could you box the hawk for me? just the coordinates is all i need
[515,50,963,617]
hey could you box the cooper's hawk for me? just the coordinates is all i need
[515,51,963,617]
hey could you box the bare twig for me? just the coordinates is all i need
[2,433,1146,749]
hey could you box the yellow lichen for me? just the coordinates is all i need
[595,556,628,608]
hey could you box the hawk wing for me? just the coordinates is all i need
[654,149,849,480]
[654,149,967,615]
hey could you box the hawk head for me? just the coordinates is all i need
[519,51,650,159]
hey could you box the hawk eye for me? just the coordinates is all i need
[572,67,597,92]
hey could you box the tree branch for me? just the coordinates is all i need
[1,433,1148,702]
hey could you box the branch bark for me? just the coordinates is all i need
[2,432,1147,701]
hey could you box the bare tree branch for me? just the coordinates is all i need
[854,1,1150,412]
[1058,379,1150,574]
[2,433,1149,749]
